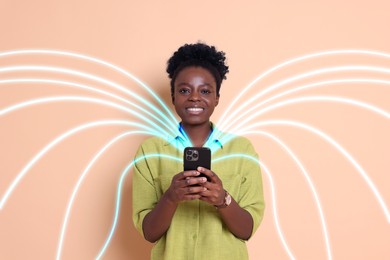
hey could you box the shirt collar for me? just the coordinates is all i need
[164,122,224,151]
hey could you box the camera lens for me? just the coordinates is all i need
[186,155,192,161]
[193,153,198,158]
[186,150,193,155]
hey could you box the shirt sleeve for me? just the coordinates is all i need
[132,144,158,237]
[236,138,265,239]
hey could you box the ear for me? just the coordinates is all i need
[215,94,220,106]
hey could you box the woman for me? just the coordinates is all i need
[133,43,265,259]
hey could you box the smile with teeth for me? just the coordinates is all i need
[186,107,204,113]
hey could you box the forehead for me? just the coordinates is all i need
[174,66,216,86]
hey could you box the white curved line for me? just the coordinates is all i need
[96,153,297,260]
[0,78,177,136]
[57,130,151,260]
[0,49,178,126]
[218,49,390,126]
[95,154,182,260]
[213,154,297,260]
[0,65,178,132]
[246,131,332,260]
[220,78,390,133]
[238,120,390,223]
[218,65,390,132]
[227,96,390,135]
[0,96,169,137]
[258,160,295,260]
[0,120,157,210]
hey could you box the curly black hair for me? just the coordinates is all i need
[166,42,229,98]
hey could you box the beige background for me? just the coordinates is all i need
[1,0,389,259]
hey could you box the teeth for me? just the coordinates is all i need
[187,108,203,112]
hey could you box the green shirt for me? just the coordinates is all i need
[132,129,265,260]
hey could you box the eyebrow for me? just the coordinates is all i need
[176,82,213,88]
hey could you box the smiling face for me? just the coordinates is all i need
[172,66,220,129]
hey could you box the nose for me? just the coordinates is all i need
[189,90,200,101]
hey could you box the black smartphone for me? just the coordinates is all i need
[183,147,211,181]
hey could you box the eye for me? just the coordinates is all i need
[201,89,212,95]
[178,88,190,94]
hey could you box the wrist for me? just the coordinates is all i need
[214,190,232,209]
[163,188,179,206]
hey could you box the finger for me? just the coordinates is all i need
[183,176,207,187]
[183,194,202,200]
[197,167,219,183]
[185,185,207,194]
[174,171,200,181]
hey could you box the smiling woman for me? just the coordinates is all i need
[173,66,220,146]
[132,42,265,260]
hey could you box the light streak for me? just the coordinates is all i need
[257,160,295,260]
[227,96,390,135]
[243,131,332,260]
[0,65,179,135]
[95,153,182,260]
[214,155,296,260]
[1,48,388,258]
[96,153,296,260]
[0,120,157,210]
[220,78,390,133]
[0,96,169,138]
[218,49,390,127]
[0,49,179,127]
[238,120,390,223]
[218,65,390,133]
[57,130,152,260]
[0,78,177,137]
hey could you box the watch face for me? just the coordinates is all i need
[225,193,232,206]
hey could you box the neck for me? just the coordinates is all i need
[181,122,212,147]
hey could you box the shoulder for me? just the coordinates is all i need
[221,133,255,149]
[139,136,167,147]
[135,136,167,155]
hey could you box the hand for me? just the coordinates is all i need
[165,170,208,205]
[197,167,226,206]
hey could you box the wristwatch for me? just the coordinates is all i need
[215,190,232,209]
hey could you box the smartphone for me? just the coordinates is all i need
[183,147,211,181]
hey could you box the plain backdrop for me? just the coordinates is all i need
[0,1,389,259]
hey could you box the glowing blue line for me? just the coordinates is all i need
[243,131,332,260]
[226,96,390,135]
[0,96,169,137]
[238,120,390,223]
[218,65,390,133]
[57,130,151,260]
[0,78,177,137]
[220,78,390,133]
[218,49,390,127]
[0,120,156,210]
[98,152,296,259]
[96,154,182,260]
[214,154,296,259]
[0,49,179,127]
[0,65,179,135]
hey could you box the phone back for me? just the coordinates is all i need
[183,147,211,171]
